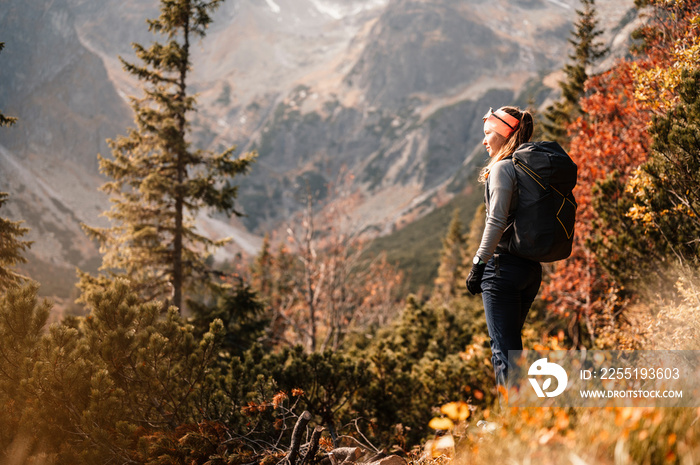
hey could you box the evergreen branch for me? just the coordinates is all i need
[0,114,17,127]
[120,55,177,86]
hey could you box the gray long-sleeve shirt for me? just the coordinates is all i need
[475,158,518,263]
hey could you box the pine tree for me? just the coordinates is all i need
[0,193,32,291]
[0,43,17,128]
[0,282,51,455]
[26,278,225,463]
[542,0,608,147]
[82,0,256,310]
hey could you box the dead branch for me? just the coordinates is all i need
[288,410,312,465]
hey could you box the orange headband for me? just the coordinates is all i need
[483,107,520,138]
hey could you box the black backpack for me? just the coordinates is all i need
[505,141,578,262]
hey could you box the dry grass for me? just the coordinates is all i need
[418,270,700,465]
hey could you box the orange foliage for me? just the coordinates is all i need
[540,61,652,344]
[541,0,700,344]
[451,406,700,465]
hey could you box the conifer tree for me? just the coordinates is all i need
[23,278,225,463]
[82,0,256,310]
[0,196,31,292]
[0,46,24,290]
[464,204,485,260]
[0,43,17,128]
[628,69,700,264]
[0,283,51,455]
[542,0,608,147]
[250,235,298,346]
[188,274,267,357]
[433,209,467,300]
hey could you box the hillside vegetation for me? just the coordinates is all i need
[364,189,482,295]
[1,0,700,464]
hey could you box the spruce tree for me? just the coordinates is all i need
[542,0,608,147]
[433,209,467,300]
[251,234,275,305]
[0,43,17,128]
[82,1,256,310]
[250,235,298,346]
[0,194,32,291]
[187,275,267,358]
[0,47,25,290]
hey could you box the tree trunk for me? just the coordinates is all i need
[172,13,191,312]
[288,411,312,465]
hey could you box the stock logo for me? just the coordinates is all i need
[528,357,568,398]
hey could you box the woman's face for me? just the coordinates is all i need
[483,125,505,157]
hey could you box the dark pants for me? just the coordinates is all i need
[481,253,542,399]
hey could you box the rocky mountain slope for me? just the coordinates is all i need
[0,0,637,299]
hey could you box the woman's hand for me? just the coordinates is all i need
[466,261,486,295]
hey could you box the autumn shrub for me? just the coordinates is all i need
[0,271,498,463]
[543,0,700,347]
[212,305,490,452]
[0,277,372,463]
[0,283,51,460]
[344,293,497,448]
[627,68,700,264]
[224,344,373,444]
[0,279,227,464]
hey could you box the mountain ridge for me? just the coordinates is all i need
[0,0,637,301]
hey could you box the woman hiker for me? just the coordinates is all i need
[466,105,540,411]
